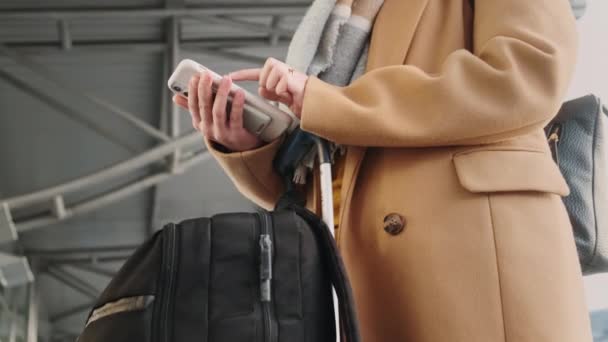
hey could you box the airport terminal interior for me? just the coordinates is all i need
[0,0,606,341]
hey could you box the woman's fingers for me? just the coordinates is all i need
[279,92,293,105]
[265,66,283,91]
[275,75,288,96]
[228,89,245,130]
[229,57,307,119]
[198,71,214,133]
[181,69,266,152]
[229,68,261,82]
[212,76,232,138]
[187,75,200,129]
[173,95,188,110]
[258,86,280,101]
[258,87,292,104]
[259,58,276,90]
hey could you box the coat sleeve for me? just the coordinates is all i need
[299,0,579,147]
[203,134,287,210]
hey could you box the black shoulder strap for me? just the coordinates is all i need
[277,202,361,342]
[469,0,474,8]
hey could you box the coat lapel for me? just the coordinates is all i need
[366,0,430,70]
[336,0,430,223]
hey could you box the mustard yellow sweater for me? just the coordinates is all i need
[332,151,347,231]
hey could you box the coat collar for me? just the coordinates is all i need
[336,0,430,222]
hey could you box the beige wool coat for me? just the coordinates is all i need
[203,0,593,340]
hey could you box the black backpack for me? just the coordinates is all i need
[77,198,360,342]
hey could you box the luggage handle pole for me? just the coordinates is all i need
[315,138,340,342]
[316,138,335,232]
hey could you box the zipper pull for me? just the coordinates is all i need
[547,123,562,165]
[259,234,273,302]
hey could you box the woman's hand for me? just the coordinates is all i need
[229,58,309,119]
[172,71,264,152]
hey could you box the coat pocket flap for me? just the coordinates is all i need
[453,149,570,196]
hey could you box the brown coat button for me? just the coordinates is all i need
[383,213,406,235]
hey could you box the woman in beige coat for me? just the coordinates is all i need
[173,0,593,340]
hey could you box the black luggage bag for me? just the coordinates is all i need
[77,198,360,342]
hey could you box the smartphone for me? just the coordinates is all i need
[168,59,298,142]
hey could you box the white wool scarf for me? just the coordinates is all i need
[281,0,384,184]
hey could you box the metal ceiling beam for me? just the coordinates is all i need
[0,202,18,242]
[0,68,140,153]
[50,301,95,324]
[10,42,168,54]
[0,252,35,287]
[0,122,209,233]
[3,131,203,209]
[0,45,172,143]
[165,0,185,8]
[89,96,171,142]
[188,14,294,37]
[159,51,171,136]
[26,282,39,342]
[7,38,291,54]
[45,254,130,265]
[9,314,18,342]
[18,172,170,231]
[195,47,267,64]
[26,245,138,256]
[66,264,116,278]
[0,4,310,20]
[57,20,72,51]
[45,266,100,299]
[183,37,292,51]
[269,15,284,46]
[5,150,211,232]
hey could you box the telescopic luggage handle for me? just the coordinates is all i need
[273,127,335,229]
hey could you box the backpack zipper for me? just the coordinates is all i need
[159,223,178,342]
[257,211,278,342]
